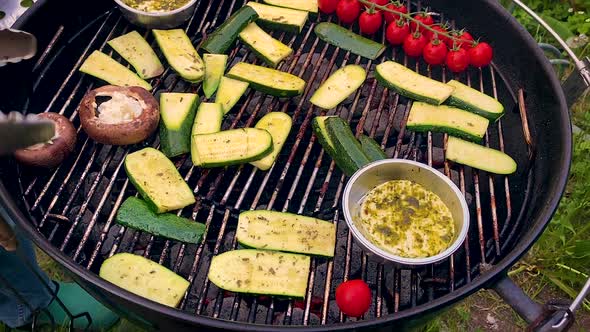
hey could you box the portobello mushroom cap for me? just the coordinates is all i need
[14,112,77,168]
[79,85,159,145]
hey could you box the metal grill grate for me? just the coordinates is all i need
[17,0,534,327]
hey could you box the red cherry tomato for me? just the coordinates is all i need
[403,31,428,57]
[318,0,339,14]
[425,24,450,45]
[410,12,434,33]
[386,19,410,46]
[468,42,493,67]
[335,280,372,317]
[383,2,408,24]
[447,30,474,50]
[423,39,448,66]
[446,47,470,72]
[359,9,383,35]
[336,0,361,24]
[363,0,388,8]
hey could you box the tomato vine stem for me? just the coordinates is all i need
[357,0,475,45]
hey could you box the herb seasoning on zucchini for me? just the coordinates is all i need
[108,31,164,79]
[237,210,336,256]
[191,128,273,167]
[239,23,293,67]
[215,76,249,114]
[246,2,308,33]
[153,29,205,82]
[203,54,228,99]
[310,65,366,109]
[208,249,310,297]
[99,253,189,307]
[125,147,195,213]
[250,112,292,170]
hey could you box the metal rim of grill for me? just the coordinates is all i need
[8,0,543,329]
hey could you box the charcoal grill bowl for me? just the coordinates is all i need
[0,0,572,330]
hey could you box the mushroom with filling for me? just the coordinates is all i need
[79,85,159,145]
[14,112,77,168]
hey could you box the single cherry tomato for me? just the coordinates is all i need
[447,30,474,50]
[423,39,448,65]
[336,0,361,24]
[318,0,339,14]
[363,0,388,8]
[446,47,470,72]
[410,12,434,33]
[468,42,493,67]
[386,19,410,45]
[359,8,383,35]
[425,24,450,45]
[383,2,408,23]
[403,31,428,57]
[335,280,372,317]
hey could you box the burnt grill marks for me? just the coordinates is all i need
[17,0,531,327]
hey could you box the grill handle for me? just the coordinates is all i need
[508,0,590,108]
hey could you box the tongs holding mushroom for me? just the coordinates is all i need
[79,85,159,146]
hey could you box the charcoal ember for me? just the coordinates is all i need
[274,308,321,325]
[432,147,445,168]
[392,104,409,133]
[64,206,98,252]
[203,295,245,318]
[85,174,113,219]
[297,53,330,83]
[162,71,179,89]
[326,300,341,324]
[100,224,122,257]
[362,106,390,138]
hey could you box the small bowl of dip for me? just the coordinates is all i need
[114,0,198,29]
[342,159,469,266]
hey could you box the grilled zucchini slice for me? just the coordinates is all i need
[159,92,199,158]
[79,50,152,91]
[446,136,517,175]
[108,31,164,79]
[116,197,205,244]
[250,112,292,170]
[125,147,195,213]
[203,54,228,99]
[191,128,273,167]
[239,23,293,67]
[153,29,204,82]
[208,249,310,297]
[191,102,224,135]
[310,64,366,109]
[446,80,505,121]
[215,76,249,114]
[375,61,454,105]
[237,210,336,256]
[407,102,489,142]
[227,62,305,97]
[324,116,371,176]
[358,135,387,161]
[201,6,259,54]
[246,2,308,33]
[262,0,318,13]
[99,253,189,307]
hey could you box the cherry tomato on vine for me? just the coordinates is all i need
[447,30,474,50]
[468,42,493,67]
[336,0,361,24]
[425,24,450,45]
[403,31,428,57]
[423,39,448,65]
[410,12,434,33]
[386,19,410,45]
[335,280,372,317]
[383,2,408,23]
[318,0,339,14]
[359,8,383,35]
[446,47,470,72]
[363,0,388,8]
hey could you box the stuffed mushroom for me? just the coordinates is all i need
[79,85,159,145]
[14,112,77,168]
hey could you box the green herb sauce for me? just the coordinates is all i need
[358,180,455,258]
[123,0,190,12]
